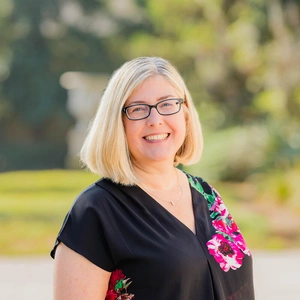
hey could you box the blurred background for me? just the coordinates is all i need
[0,0,300,257]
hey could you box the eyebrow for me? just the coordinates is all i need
[128,95,177,105]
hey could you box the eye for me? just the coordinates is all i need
[129,105,147,113]
[160,100,175,107]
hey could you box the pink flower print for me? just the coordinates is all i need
[212,217,238,235]
[232,233,251,256]
[207,234,244,272]
[227,215,240,232]
[106,270,134,300]
[213,214,241,233]
[212,218,251,256]
[212,219,231,235]
[210,195,229,218]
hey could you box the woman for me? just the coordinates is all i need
[51,57,255,300]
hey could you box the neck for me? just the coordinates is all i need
[133,163,178,190]
[136,164,184,207]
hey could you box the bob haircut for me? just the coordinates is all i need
[80,56,203,185]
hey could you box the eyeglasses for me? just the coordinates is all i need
[122,98,185,121]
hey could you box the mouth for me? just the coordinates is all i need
[143,133,169,141]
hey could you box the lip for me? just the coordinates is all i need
[143,133,170,141]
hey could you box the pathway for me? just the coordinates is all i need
[1,251,299,299]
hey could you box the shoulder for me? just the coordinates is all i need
[71,178,119,211]
[60,178,124,235]
[52,178,120,270]
[185,172,217,196]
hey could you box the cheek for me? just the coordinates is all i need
[123,118,134,136]
[171,114,187,145]
[123,121,140,150]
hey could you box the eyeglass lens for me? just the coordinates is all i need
[126,99,182,120]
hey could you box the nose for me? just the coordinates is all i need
[146,106,163,126]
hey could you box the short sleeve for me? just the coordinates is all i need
[50,184,115,272]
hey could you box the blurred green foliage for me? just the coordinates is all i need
[0,0,299,182]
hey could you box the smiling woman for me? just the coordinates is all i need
[79,56,203,185]
[51,57,255,300]
[123,76,187,169]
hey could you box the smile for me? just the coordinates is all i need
[144,133,169,141]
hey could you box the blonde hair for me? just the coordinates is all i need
[80,57,203,185]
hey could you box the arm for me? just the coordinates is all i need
[53,242,111,300]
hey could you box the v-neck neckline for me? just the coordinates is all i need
[135,175,198,237]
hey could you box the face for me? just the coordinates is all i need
[123,75,186,169]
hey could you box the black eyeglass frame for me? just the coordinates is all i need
[122,98,185,121]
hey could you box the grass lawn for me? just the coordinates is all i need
[0,170,99,256]
[0,169,296,256]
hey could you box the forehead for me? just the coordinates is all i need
[127,75,180,103]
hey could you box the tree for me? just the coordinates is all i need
[117,0,300,180]
[0,0,142,171]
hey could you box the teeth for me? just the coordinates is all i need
[145,134,168,141]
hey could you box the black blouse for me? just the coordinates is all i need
[51,174,255,300]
